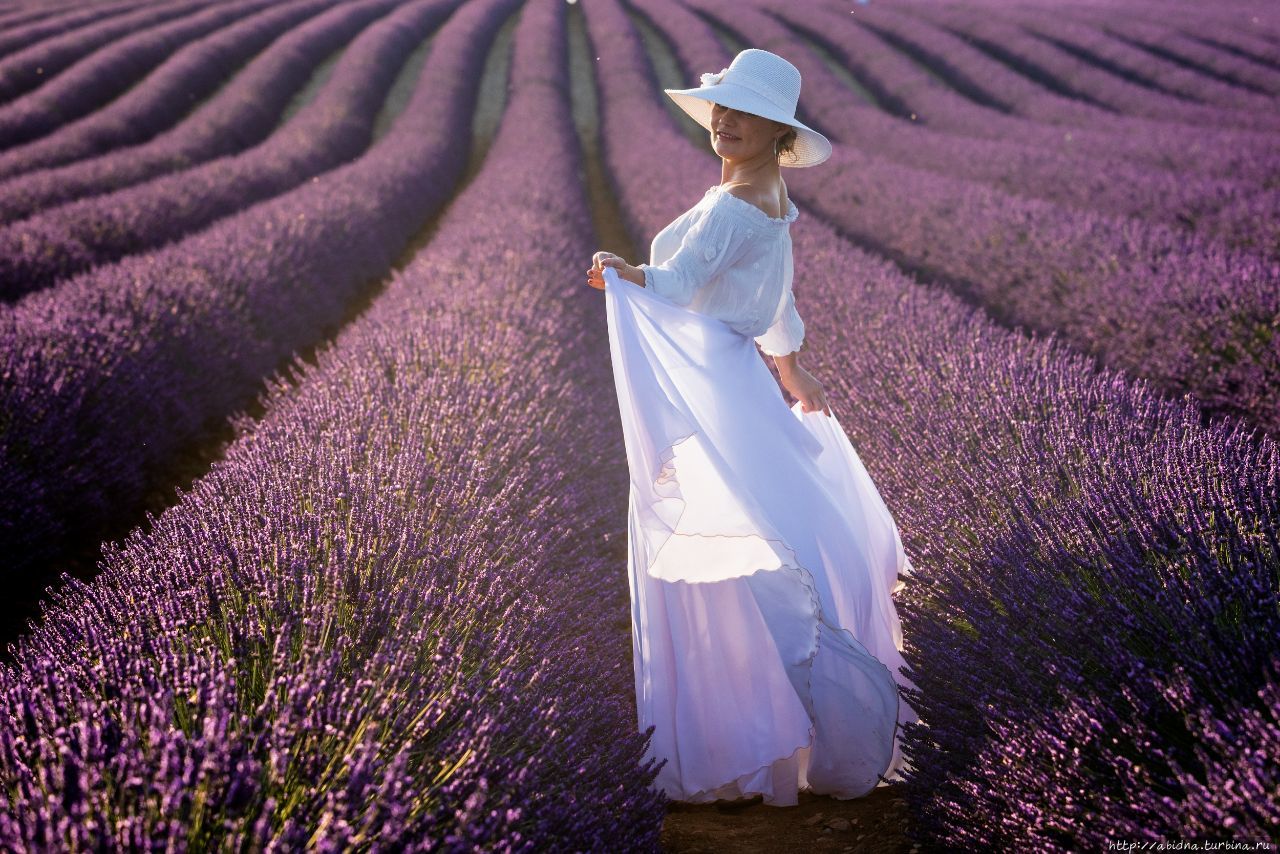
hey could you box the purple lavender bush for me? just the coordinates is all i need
[0,0,509,575]
[0,0,665,847]
[778,2,1269,240]
[794,0,1280,186]
[0,0,337,181]
[1056,4,1280,98]
[0,0,405,224]
[0,0,272,149]
[0,0,450,298]
[585,0,1280,846]
[0,0,212,102]
[0,1,159,61]
[906,2,1280,132]
[1004,7,1277,114]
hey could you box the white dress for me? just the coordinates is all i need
[602,185,920,807]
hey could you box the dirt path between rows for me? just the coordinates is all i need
[661,788,914,853]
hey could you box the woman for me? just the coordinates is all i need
[586,49,918,807]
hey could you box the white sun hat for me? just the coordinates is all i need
[663,48,832,168]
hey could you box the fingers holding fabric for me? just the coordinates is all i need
[588,251,625,289]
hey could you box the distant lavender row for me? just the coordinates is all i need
[0,3,73,34]
[904,3,1280,132]
[1151,23,1280,83]
[0,0,434,299]
[968,4,1280,253]
[0,0,498,575]
[0,0,666,846]
[953,0,1280,54]
[793,0,1280,187]
[1057,7,1280,97]
[585,0,1280,846]
[0,0,156,62]
[0,0,340,181]
[798,2,1280,255]
[674,0,1280,435]
[0,0,403,224]
[0,0,271,149]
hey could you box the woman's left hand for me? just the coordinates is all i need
[780,364,833,417]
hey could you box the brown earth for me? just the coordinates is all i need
[661,788,915,853]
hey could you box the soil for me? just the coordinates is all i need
[660,788,914,853]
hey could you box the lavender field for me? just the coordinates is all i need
[0,0,1276,849]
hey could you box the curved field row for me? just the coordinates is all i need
[1055,7,1280,97]
[0,0,343,182]
[0,0,271,149]
[651,0,1280,436]
[906,3,1280,131]
[795,0,1280,185]
[979,0,1280,52]
[0,0,439,299]
[0,1,161,67]
[588,0,1278,848]
[0,0,504,576]
[0,0,666,846]
[814,3,1280,256]
[0,0,404,224]
[1009,9,1280,110]
[814,1,1274,188]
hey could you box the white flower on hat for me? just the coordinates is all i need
[700,67,729,87]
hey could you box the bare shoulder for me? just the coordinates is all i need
[721,181,784,220]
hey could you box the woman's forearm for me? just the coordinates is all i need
[773,350,800,378]
[629,263,648,287]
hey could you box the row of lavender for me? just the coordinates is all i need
[0,0,403,223]
[587,0,1278,846]
[671,0,1280,436]
[902,1,1280,130]
[0,0,475,574]
[0,0,131,30]
[0,0,342,182]
[0,1,217,106]
[929,0,1280,98]
[788,0,1278,193]
[792,1,1280,254]
[808,1,1280,184]
[870,0,1280,255]
[998,5,1280,112]
[0,0,667,845]
[0,0,420,298]
[0,0,283,148]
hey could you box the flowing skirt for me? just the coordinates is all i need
[602,266,920,806]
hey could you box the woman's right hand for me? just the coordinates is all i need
[588,251,628,289]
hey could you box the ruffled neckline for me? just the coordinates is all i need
[705,184,799,225]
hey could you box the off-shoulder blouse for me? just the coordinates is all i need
[638,184,804,358]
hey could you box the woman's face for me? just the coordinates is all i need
[709,103,785,162]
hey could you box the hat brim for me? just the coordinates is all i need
[663,83,832,168]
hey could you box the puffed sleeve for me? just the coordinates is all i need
[639,202,756,307]
[754,287,805,357]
